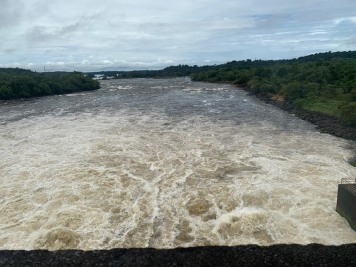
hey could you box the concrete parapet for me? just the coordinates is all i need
[336,183,356,231]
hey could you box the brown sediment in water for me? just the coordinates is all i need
[1,79,355,254]
[244,88,356,141]
[1,244,356,266]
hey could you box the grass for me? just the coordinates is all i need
[349,156,356,167]
[296,98,345,118]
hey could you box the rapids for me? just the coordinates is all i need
[0,78,355,250]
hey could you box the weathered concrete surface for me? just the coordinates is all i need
[1,244,356,266]
[337,184,356,231]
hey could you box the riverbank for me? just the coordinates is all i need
[239,87,356,141]
[1,244,355,266]
[206,81,356,140]
[0,68,100,100]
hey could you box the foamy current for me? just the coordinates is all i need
[0,78,355,250]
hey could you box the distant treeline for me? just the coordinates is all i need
[191,52,356,126]
[91,51,356,126]
[0,68,100,100]
[87,65,203,79]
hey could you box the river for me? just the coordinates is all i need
[0,78,355,250]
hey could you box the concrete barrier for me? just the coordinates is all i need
[336,183,356,231]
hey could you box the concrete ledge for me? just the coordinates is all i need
[336,184,356,231]
[1,244,356,266]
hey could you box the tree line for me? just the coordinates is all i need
[94,51,356,126]
[0,68,100,100]
[190,52,356,126]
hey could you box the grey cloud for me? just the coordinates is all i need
[25,22,81,42]
[0,0,23,28]
[0,0,356,71]
[345,37,356,46]
[23,12,102,45]
[4,48,16,54]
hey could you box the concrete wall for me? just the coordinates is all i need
[336,184,356,231]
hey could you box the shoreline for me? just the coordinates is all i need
[249,91,356,141]
[1,244,356,266]
[194,80,355,140]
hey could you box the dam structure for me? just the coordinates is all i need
[336,178,356,231]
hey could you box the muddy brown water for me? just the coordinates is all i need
[0,78,355,250]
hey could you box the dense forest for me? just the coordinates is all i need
[0,68,100,100]
[93,51,356,126]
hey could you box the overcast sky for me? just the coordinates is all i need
[1,0,355,72]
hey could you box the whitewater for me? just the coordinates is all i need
[1,78,355,250]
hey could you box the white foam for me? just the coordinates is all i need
[0,102,355,250]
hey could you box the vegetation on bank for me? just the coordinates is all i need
[87,65,203,80]
[0,68,100,100]
[2,52,355,126]
[92,51,356,126]
[190,53,356,126]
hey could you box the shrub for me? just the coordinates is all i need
[340,102,356,126]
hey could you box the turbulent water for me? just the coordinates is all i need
[0,78,355,250]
